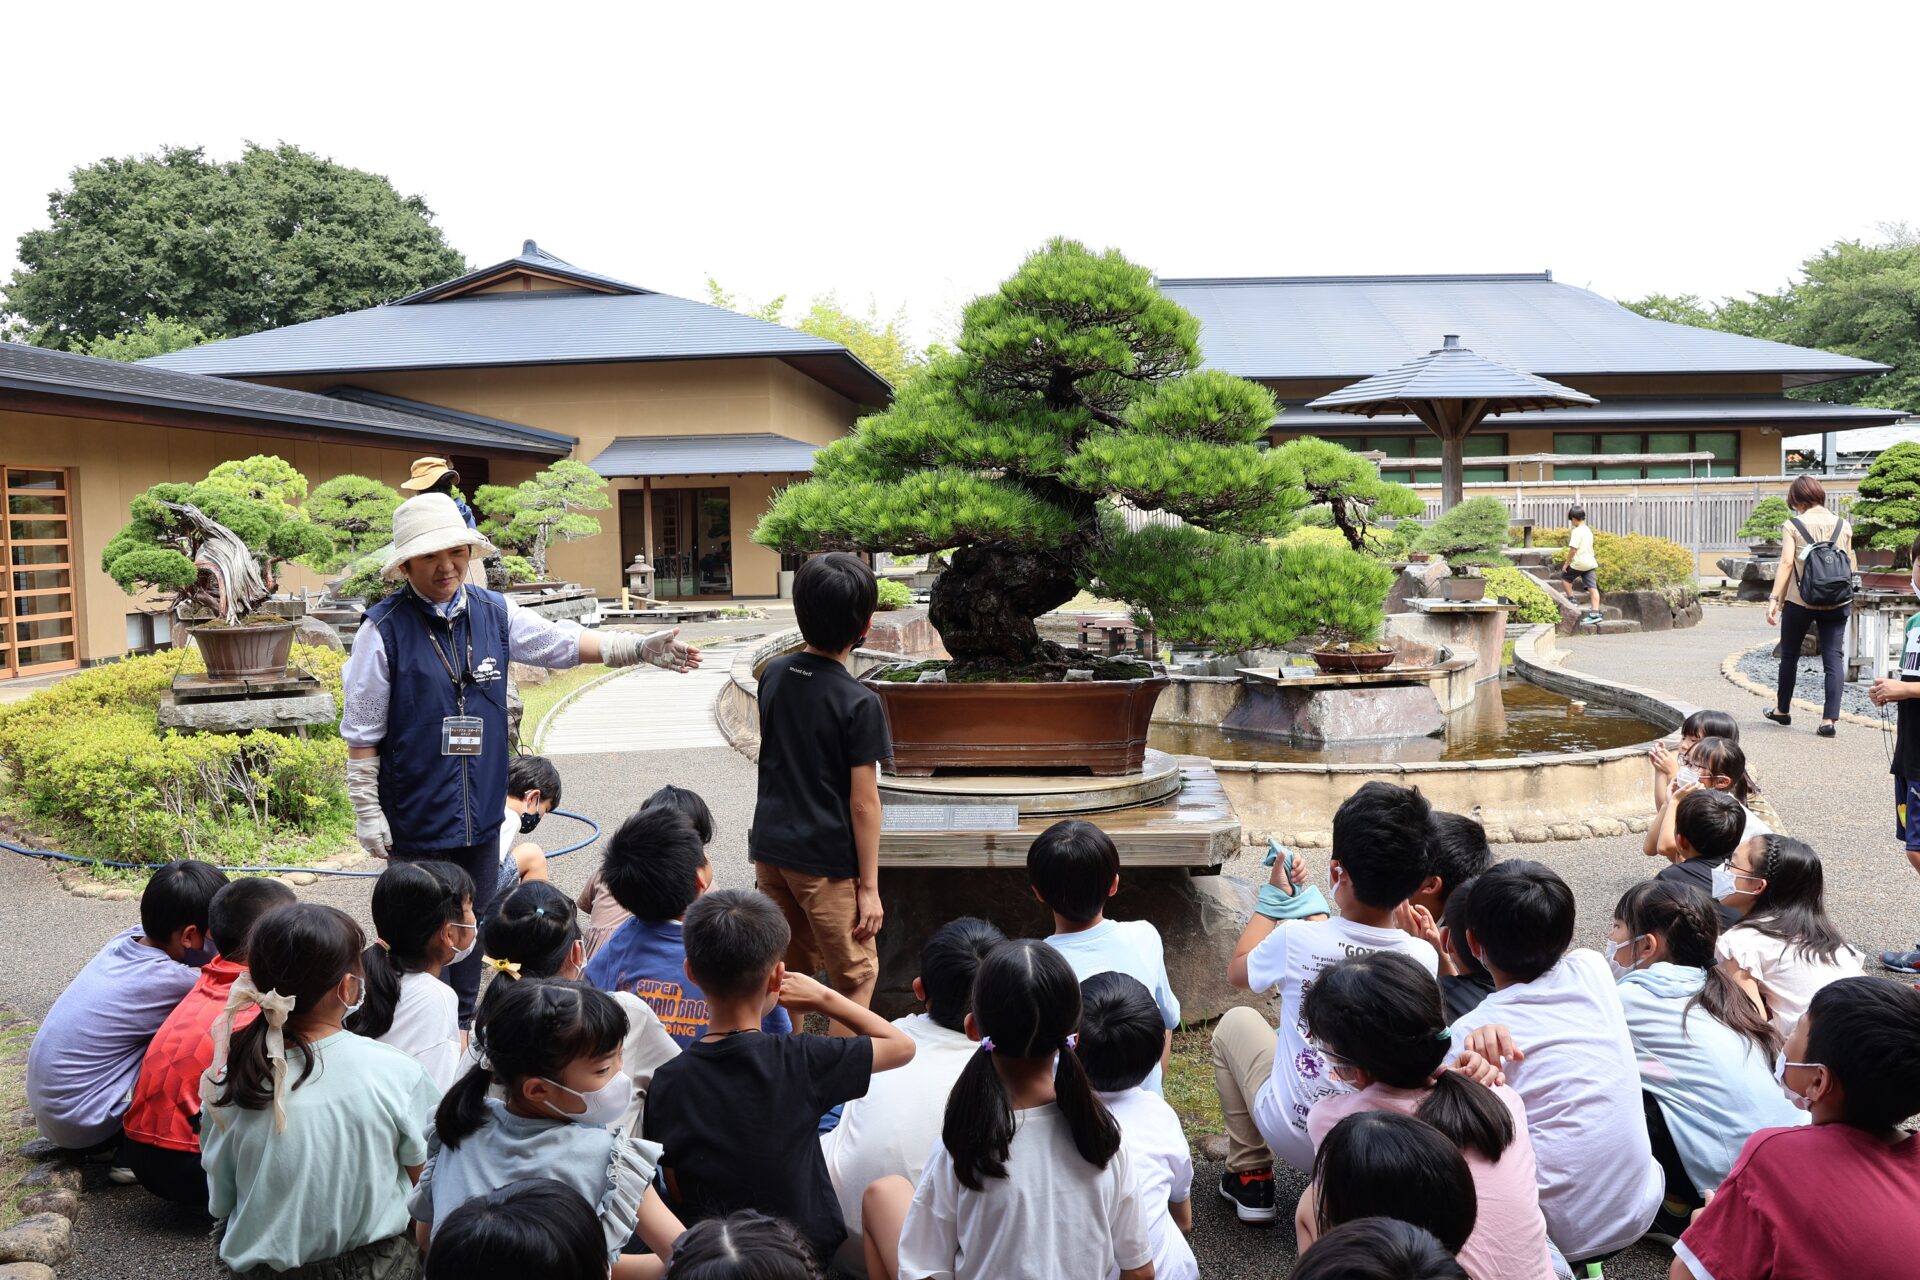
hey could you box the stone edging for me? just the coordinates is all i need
[1719,642,1884,729]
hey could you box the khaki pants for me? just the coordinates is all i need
[1213,1004,1322,1173]
[755,862,879,995]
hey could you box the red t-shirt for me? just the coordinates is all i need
[121,956,256,1153]
[1675,1124,1920,1280]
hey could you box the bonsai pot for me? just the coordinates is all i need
[1436,575,1487,602]
[863,666,1169,776]
[1857,548,1897,569]
[1310,647,1396,674]
[186,620,298,679]
[1860,570,1909,591]
[1748,540,1783,562]
[1408,552,1431,563]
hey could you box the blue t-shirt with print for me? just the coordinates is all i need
[584,917,792,1046]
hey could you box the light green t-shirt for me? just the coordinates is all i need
[1568,524,1598,571]
[203,1030,438,1273]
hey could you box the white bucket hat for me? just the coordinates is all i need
[381,494,496,581]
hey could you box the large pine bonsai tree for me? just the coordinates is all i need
[1852,442,1920,557]
[755,239,1386,671]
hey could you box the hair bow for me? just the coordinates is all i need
[483,955,523,979]
[201,971,298,1134]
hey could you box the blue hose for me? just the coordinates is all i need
[0,809,603,879]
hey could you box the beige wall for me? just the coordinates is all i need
[0,407,435,668]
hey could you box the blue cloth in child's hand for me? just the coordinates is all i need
[1256,881,1330,921]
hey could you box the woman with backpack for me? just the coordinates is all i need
[1765,475,1854,738]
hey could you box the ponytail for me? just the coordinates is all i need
[214,904,362,1116]
[437,1062,496,1148]
[1416,1067,1514,1163]
[941,940,1118,1190]
[473,882,581,1027]
[1616,880,1781,1061]
[436,978,627,1149]
[347,860,473,1040]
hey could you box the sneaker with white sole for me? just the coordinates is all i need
[108,1165,138,1185]
[1218,1167,1277,1223]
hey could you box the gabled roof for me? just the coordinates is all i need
[589,433,822,477]
[393,239,650,304]
[0,341,570,457]
[147,250,892,406]
[1157,272,1891,388]
[1308,334,1597,416]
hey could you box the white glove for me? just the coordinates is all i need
[601,628,700,673]
[346,756,392,860]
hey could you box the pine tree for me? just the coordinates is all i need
[1852,442,1920,555]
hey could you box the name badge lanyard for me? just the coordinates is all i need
[429,615,485,758]
[425,613,477,715]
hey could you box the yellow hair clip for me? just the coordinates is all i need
[482,955,522,979]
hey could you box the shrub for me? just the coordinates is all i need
[1852,441,1920,554]
[501,555,538,585]
[1274,436,1424,552]
[1532,527,1695,593]
[875,578,913,611]
[1415,496,1511,568]
[0,645,349,865]
[1738,496,1792,542]
[1482,565,1559,625]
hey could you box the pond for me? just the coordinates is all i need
[1148,675,1666,766]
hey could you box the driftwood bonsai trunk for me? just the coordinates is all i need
[928,544,1080,667]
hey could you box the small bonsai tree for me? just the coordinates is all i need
[1851,442,1920,558]
[1737,495,1792,543]
[201,454,309,514]
[102,473,333,624]
[301,474,402,573]
[1415,496,1512,571]
[755,239,1395,671]
[473,460,611,579]
[1275,436,1425,553]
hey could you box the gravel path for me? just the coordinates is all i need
[1733,643,1895,722]
[10,603,1912,1279]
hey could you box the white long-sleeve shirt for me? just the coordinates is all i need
[341,591,585,749]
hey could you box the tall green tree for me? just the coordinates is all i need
[1619,293,1716,328]
[81,314,211,362]
[706,278,923,386]
[472,460,611,579]
[754,238,1394,669]
[5,143,467,350]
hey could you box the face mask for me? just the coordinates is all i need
[449,921,477,965]
[1710,864,1761,902]
[539,1070,633,1127]
[519,809,543,836]
[341,974,366,1020]
[1672,765,1701,791]
[182,940,217,967]
[1604,934,1644,980]
[1774,1055,1822,1111]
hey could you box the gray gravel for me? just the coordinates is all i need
[1734,643,1893,722]
[11,603,1912,1279]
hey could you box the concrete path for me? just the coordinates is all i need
[539,646,740,755]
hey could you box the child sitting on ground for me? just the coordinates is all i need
[1293,1218,1469,1280]
[1213,781,1439,1222]
[1300,951,1555,1280]
[583,805,791,1044]
[578,784,713,961]
[1449,860,1662,1265]
[346,860,475,1092]
[1607,881,1802,1230]
[28,859,227,1155]
[425,1178,608,1280]
[1077,971,1199,1280]
[821,916,1005,1268]
[475,881,677,1133]
[665,1212,821,1280]
[1672,977,1920,1280]
[1646,736,1772,862]
[1411,810,1494,924]
[750,552,892,1017]
[496,754,559,903]
[867,940,1151,1280]
[1653,789,1747,927]
[1031,819,1180,1093]
[1436,876,1495,1020]
[121,875,295,1209]
[644,889,914,1266]
[1647,709,1739,811]
[1713,835,1866,1033]
[201,902,440,1277]
[413,979,684,1279]
[1307,1111,1478,1259]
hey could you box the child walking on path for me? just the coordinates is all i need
[1560,505,1602,626]
[750,552,892,1014]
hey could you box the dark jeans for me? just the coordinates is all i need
[1643,1092,1703,1210]
[124,1136,210,1213]
[1777,600,1849,722]
[391,836,498,1028]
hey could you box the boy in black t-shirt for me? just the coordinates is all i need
[1868,532,1920,971]
[751,552,893,1013]
[644,889,915,1264]
[1660,788,1745,927]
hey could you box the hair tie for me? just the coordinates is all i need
[978,1036,995,1054]
[1435,1027,1452,1043]
[483,955,522,979]
[200,972,298,1134]
[373,939,391,952]
[534,906,545,917]
[1063,1033,1079,1052]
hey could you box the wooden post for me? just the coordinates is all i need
[641,476,655,565]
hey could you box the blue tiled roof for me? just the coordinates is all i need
[589,433,821,477]
[1157,273,1890,387]
[1308,335,1596,415]
[394,239,649,304]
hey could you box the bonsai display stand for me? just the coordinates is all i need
[1224,666,1449,744]
[159,669,337,735]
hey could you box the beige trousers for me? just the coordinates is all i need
[1211,1004,1278,1173]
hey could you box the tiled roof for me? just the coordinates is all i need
[1308,335,1596,415]
[588,433,821,477]
[393,239,650,304]
[1277,396,1911,432]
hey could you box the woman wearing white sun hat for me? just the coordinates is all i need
[340,492,699,1026]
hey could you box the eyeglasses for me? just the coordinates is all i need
[1312,1040,1357,1071]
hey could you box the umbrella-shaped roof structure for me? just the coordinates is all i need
[1306,334,1598,508]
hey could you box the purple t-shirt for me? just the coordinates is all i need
[27,927,198,1148]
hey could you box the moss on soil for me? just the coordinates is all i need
[872,655,1157,684]
[1164,1024,1226,1145]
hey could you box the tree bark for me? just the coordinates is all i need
[928,544,1080,667]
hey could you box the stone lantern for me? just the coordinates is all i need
[626,552,655,599]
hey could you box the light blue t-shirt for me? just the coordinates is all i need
[27,926,198,1149]
[1045,919,1181,1095]
[203,1031,438,1273]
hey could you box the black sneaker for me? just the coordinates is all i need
[1217,1167,1276,1223]
[1643,1199,1694,1247]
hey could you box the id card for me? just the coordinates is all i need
[442,716,484,756]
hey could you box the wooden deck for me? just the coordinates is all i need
[878,758,1239,870]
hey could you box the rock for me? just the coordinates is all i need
[0,1214,72,1267]
[1482,826,1513,845]
[100,888,134,902]
[509,662,553,688]
[286,872,318,887]
[1586,817,1628,837]
[158,691,337,733]
[863,607,949,660]
[16,1137,59,1162]
[1223,683,1445,745]
[1388,561,1451,614]
[1716,555,1779,603]
[17,1165,80,1191]
[1626,816,1652,833]
[15,1190,77,1222]
[1548,823,1588,841]
[1605,588,1703,632]
[1195,1133,1232,1163]
[1513,825,1551,844]
[292,616,343,652]
[0,1263,57,1280]
[1295,831,1332,849]
[68,882,108,900]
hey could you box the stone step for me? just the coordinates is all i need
[1592,619,1642,634]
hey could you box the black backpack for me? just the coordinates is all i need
[1790,516,1854,608]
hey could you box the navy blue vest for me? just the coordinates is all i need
[366,586,512,851]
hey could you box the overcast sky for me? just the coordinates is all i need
[6,2,1916,348]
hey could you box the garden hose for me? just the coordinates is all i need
[0,809,602,880]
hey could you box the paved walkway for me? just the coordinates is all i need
[539,646,740,755]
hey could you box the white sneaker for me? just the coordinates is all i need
[109,1165,138,1185]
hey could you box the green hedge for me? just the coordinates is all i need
[1533,528,1696,593]
[0,646,349,866]
[875,578,913,611]
[1482,565,1560,624]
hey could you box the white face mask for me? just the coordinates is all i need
[341,974,366,1019]
[1672,765,1702,791]
[1774,1055,1822,1111]
[449,921,477,965]
[1711,864,1762,903]
[1604,934,1645,980]
[538,1070,633,1128]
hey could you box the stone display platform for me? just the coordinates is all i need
[879,748,1183,816]
[159,669,337,734]
[1222,680,1444,744]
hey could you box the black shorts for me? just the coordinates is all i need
[1562,567,1597,592]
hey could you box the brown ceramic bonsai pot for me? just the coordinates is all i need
[864,666,1169,776]
[187,620,298,679]
[1860,569,1909,591]
[1310,647,1397,674]
[1856,548,1897,569]
[1436,575,1487,602]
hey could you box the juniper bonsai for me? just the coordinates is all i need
[754,239,1391,671]
[301,473,402,573]
[1737,495,1792,543]
[1851,442,1920,557]
[1415,495,1512,570]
